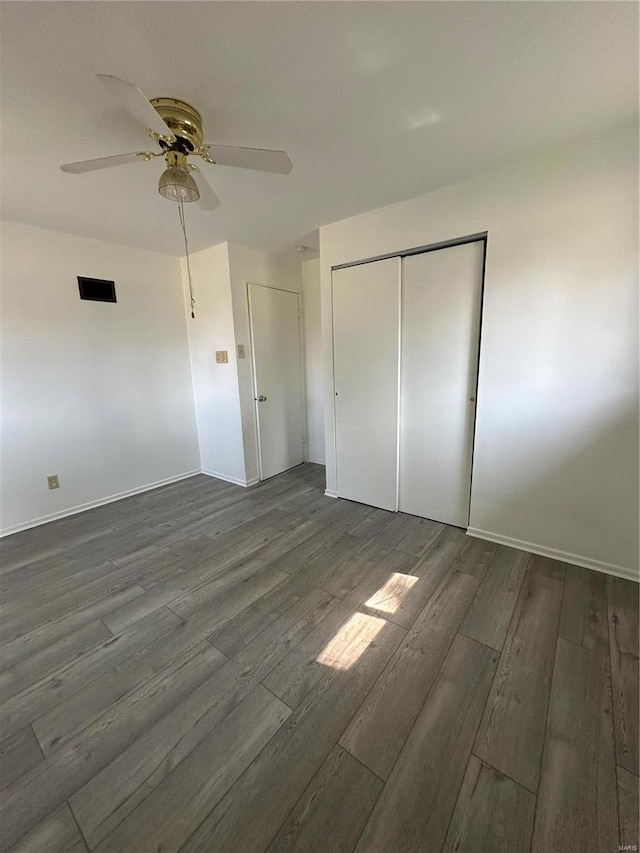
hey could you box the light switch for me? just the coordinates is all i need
[215,350,228,364]
[237,344,245,359]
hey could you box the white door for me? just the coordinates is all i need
[399,241,484,526]
[248,283,305,480]
[332,258,400,511]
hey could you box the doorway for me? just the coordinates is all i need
[247,282,305,480]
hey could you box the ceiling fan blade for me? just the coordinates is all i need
[60,152,149,173]
[204,144,293,175]
[97,74,175,142]
[193,172,221,211]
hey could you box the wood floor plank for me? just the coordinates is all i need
[265,525,346,575]
[141,491,250,532]
[69,588,337,849]
[375,526,468,628]
[171,522,294,582]
[395,516,444,557]
[263,563,403,709]
[201,508,301,554]
[528,553,567,582]
[94,686,291,853]
[310,499,372,532]
[105,541,181,578]
[210,570,327,657]
[340,570,480,780]
[451,536,498,579]
[354,633,499,853]
[267,746,383,853]
[367,513,423,552]
[32,612,231,755]
[169,561,287,622]
[0,607,181,739]
[559,564,608,654]
[348,508,394,541]
[169,522,323,619]
[461,545,529,650]
[319,556,372,600]
[0,553,79,602]
[0,620,111,704]
[267,484,321,513]
[474,570,563,792]
[532,638,618,852]
[7,804,87,853]
[318,535,399,602]
[0,516,113,575]
[149,499,261,544]
[132,532,268,593]
[179,617,406,853]
[321,545,417,607]
[103,527,287,632]
[0,559,124,613]
[617,766,639,851]
[0,643,223,851]
[0,727,42,793]
[442,755,536,853]
[53,525,171,575]
[359,543,418,576]
[1,463,633,853]
[607,576,639,775]
[0,563,142,643]
[273,490,329,521]
[283,534,363,583]
[0,584,146,669]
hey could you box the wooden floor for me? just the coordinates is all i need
[0,463,638,852]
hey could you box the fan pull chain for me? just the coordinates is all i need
[178,200,196,318]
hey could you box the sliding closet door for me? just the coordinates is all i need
[333,258,400,511]
[399,242,484,526]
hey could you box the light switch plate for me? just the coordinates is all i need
[215,350,228,364]
[237,344,245,359]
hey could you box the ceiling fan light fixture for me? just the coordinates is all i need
[158,164,200,203]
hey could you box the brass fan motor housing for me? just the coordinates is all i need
[150,97,204,151]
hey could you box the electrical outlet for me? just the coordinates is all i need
[47,474,60,490]
[237,344,245,359]
[215,350,228,364]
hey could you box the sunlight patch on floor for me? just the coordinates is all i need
[316,612,387,671]
[364,572,419,615]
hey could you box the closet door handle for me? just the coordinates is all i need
[257,395,267,402]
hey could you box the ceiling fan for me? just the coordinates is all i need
[60,75,293,210]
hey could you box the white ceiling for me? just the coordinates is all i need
[1,2,637,257]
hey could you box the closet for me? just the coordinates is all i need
[332,239,484,527]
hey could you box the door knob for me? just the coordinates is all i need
[257,395,267,402]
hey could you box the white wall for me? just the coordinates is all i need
[0,221,200,535]
[302,259,325,464]
[182,241,303,486]
[320,126,639,579]
[227,243,303,483]
[181,242,247,485]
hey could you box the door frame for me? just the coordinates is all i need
[330,232,488,523]
[246,281,308,481]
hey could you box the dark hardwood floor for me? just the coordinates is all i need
[0,463,637,852]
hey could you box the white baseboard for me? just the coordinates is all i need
[324,489,338,499]
[307,457,326,466]
[466,527,639,583]
[201,469,260,488]
[0,470,202,538]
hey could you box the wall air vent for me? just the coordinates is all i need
[77,277,116,303]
